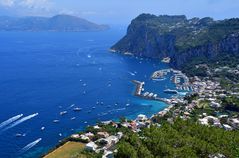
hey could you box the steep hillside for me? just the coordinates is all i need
[111,14,239,68]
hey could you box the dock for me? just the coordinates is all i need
[132,80,144,96]
[131,80,170,104]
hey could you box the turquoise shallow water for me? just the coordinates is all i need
[0,28,173,158]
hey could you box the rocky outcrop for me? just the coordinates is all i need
[111,14,239,68]
[172,33,239,68]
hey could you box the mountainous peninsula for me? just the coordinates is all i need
[0,15,109,32]
[111,14,239,68]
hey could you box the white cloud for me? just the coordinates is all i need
[0,0,52,9]
[0,0,54,16]
[0,0,15,7]
[19,0,51,9]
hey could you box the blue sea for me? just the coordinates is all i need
[0,28,175,158]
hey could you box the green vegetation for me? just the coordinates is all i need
[222,96,239,112]
[112,14,239,54]
[115,119,239,158]
[182,53,239,87]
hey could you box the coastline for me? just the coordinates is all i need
[42,51,182,157]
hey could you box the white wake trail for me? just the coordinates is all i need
[20,138,42,153]
[2,113,39,131]
[0,114,23,129]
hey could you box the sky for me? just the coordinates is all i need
[0,0,239,25]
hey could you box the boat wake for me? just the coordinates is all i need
[20,138,42,154]
[2,113,39,132]
[0,114,23,129]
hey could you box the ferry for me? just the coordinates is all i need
[164,89,178,94]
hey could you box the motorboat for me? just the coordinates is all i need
[73,107,82,111]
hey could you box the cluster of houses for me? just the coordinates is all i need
[66,69,239,157]
[69,113,154,158]
[198,114,239,130]
[71,126,123,158]
[214,65,239,75]
[154,75,239,131]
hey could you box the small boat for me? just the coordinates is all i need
[164,89,178,94]
[83,83,87,87]
[16,133,23,137]
[87,110,92,113]
[60,111,67,116]
[15,133,26,137]
[84,121,87,124]
[41,127,45,131]
[59,133,62,137]
[126,103,130,107]
[53,120,60,123]
[73,107,82,111]
[71,117,76,120]
[92,107,96,109]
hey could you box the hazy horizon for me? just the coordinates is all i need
[0,0,239,25]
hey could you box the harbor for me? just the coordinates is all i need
[131,80,170,104]
[151,68,202,93]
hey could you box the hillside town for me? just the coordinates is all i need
[60,68,239,158]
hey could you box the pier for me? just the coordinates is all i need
[131,80,170,104]
[132,80,144,96]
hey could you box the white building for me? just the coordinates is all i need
[223,124,233,131]
[136,114,148,122]
[85,142,98,151]
[210,101,221,108]
[229,118,239,128]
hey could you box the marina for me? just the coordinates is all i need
[131,80,170,104]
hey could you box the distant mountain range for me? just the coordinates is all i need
[0,15,109,32]
[111,14,239,68]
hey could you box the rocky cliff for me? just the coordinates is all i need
[111,14,239,68]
